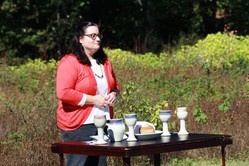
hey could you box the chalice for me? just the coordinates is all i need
[94,114,108,144]
[159,110,171,136]
[125,114,137,141]
[177,107,189,135]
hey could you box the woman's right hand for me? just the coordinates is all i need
[85,94,111,108]
[93,94,111,108]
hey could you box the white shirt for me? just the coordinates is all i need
[84,59,110,124]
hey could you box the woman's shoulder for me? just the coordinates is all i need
[60,53,78,62]
[57,54,82,70]
[59,54,82,67]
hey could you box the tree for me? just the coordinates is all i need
[0,0,248,63]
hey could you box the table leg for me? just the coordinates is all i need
[123,157,131,166]
[154,154,160,166]
[221,145,226,166]
[59,153,64,166]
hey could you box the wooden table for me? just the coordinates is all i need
[51,133,232,166]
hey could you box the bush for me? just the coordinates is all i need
[175,32,249,72]
[0,32,249,165]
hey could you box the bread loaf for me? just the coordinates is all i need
[140,125,155,134]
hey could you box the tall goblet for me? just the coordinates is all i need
[159,110,171,136]
[177,107,189,135]
[94,115,108,144]
[125,114,137,142]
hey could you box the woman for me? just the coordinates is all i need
[56,21,120,166]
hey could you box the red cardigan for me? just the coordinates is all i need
[56,53,120,131]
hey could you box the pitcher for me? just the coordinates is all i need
[107,118,125,142]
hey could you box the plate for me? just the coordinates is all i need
[90,135,109,141]
[90,134,128,141]
[134,130,163,141]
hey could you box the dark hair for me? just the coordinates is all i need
[67,21,107,66]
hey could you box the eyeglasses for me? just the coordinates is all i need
[84,33,103,40]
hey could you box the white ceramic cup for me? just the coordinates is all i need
[107,118,125,142]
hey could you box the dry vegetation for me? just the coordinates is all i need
[0,50,249,165]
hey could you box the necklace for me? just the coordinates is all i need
[92,65,104,79]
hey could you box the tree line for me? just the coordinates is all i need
[0,0,248,64]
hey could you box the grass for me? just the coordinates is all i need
[107,151,249,166]
[172,157,249,166]
[1,42,249,165]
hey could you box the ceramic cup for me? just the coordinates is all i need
[159,110,171,136]
[177,107,189,135]
[125,113,137,141]
[107,118,125,142]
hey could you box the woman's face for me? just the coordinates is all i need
[79,25,101,57]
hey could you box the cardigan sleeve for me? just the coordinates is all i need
[109,59,120,94]
[56,57,85,106]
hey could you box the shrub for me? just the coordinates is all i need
[175,32,249,72]
[1,32,249,165]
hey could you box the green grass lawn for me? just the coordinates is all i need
[166,157,249,166]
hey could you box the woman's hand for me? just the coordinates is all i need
[105,91,117,106]
[86,92,117,108]
[94,94,111,108]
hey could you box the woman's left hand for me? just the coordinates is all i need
[105,92,117,106]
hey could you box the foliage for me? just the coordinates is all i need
[192,108,208,124]
[218,99,231,113]
[114,81,169,128]
[169,157,196,166]
[175,32,249,72]
[105,48,167,68]
[1,32,249,165]
[1,0,249,61]
[6,59,57,92]
[225,0,249,35]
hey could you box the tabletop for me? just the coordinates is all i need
[51,133,233,157]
